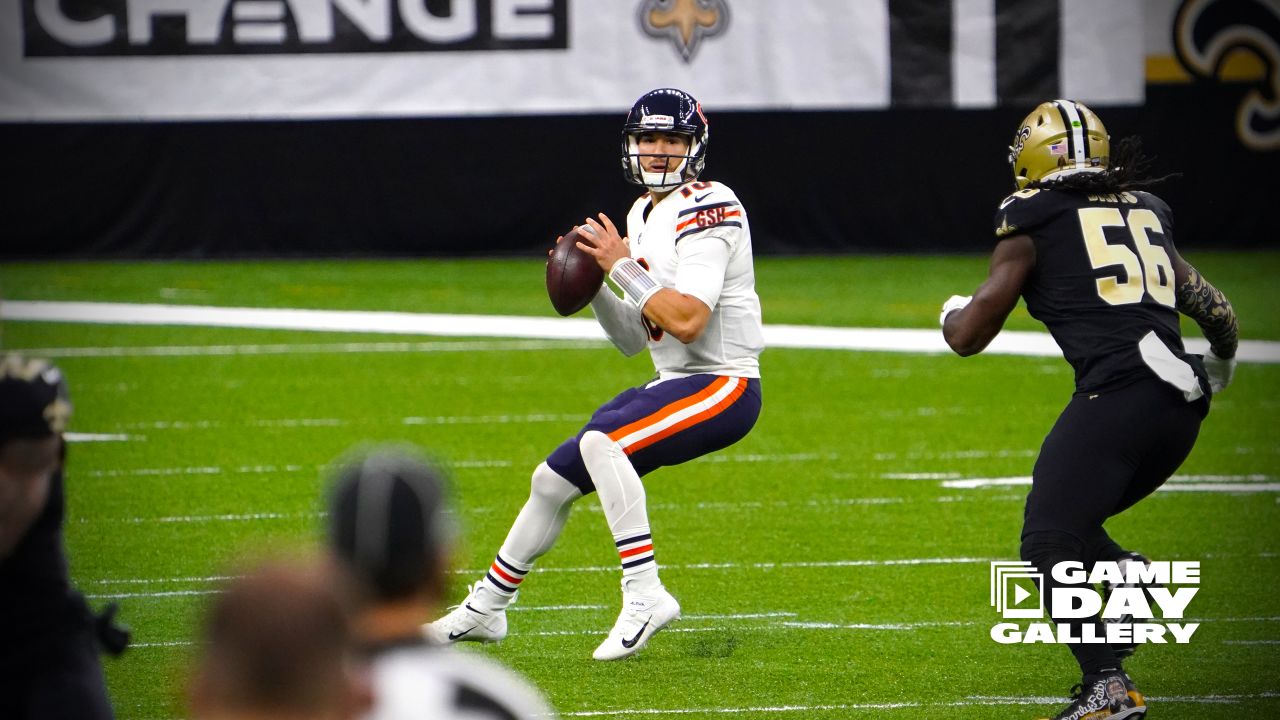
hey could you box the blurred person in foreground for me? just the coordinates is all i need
[326,446,556,719]
[0,353,127,719]
[188,558,369,720]
[941,100,1239,720]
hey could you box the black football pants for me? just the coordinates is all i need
[1020,377,1207,675]
[0,624,114,720]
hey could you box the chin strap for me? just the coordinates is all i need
[639,157,689,191]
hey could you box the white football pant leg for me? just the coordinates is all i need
[497,462,581,566]
[579,431,649,537]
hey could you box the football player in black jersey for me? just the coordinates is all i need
[0,354,125,719]
[940,100,1239,720]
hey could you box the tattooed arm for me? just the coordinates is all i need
[1171,250,1239,359]
[1170,248,1239,393]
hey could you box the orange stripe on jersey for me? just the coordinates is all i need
[619,543,654,558]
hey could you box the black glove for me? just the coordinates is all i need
[94,602,130,656]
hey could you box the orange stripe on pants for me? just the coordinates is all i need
[610,377,748,455]
[606,376,733,449]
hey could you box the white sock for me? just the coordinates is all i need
[579,431,662,595]
[477,463,580,610]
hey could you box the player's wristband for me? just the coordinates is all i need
[609,257,662,308]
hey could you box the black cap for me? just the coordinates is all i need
[0,354,72,445]
[327,447,454,600]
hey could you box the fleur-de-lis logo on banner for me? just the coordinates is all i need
[1175,0,1280,150]
[639,0,730,63]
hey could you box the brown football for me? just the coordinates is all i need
[546,227,604,316]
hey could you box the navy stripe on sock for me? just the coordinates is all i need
[622,556,655,570]
[494,554,528,577]
[615,533,652,547]
[485,571,518,593]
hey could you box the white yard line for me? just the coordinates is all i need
[88,589,219,600]
[509,604,608,612]
[77,496,923,526]
[873,449,1036,461]
[637,497,905,512]
[1223,639,1280,645]
[943,475,1279,492]
[696,452,839,464]
[64,432,136,442]
[111,413,585,431]
[434,557,998,576]
[87,558,996,592]
[559,692,1280,715]
[102,558,1280,591]
[783,620,975,630]
[90,575,238,586]
[12,339,605,357]
[78,459,508,480]
[86,512,320,525]
[6,300,1278,362]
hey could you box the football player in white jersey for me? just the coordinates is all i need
[427,88,763,661]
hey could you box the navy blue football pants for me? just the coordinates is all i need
[1020,377,1208,674]
[547,374,762,495]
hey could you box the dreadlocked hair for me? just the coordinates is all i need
[1028,136,1179,193]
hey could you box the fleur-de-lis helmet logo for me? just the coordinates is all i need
[639,0,730,63]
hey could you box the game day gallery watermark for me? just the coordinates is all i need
[989,560,1201,645]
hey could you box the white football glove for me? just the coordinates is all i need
[1203,349,1237,394]
[939,295,972,327]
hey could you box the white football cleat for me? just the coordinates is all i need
[423,581,510,644]
[592,586,681,661]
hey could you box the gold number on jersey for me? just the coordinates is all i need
[1077,207,1175,308]
[1128,209,1176,307]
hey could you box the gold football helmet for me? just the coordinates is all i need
[1008,99,1110,189]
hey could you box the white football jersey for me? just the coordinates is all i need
[365,643,556,719]
[624,180,764,378]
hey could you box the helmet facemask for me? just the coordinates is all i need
[1008,99,1110,189]
[624,130,702,192]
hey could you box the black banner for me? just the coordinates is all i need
[2,84,1274,259]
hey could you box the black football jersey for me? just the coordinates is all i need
[0,469,90,659]
[993,187,1193,394]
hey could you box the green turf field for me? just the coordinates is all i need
[1,253,1277,719]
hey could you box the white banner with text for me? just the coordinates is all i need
[0,0,1143,121]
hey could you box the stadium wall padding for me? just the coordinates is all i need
[3,84,1273,259]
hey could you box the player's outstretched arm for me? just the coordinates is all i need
[941,234,1035,356]
[1171,249,1239,392]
